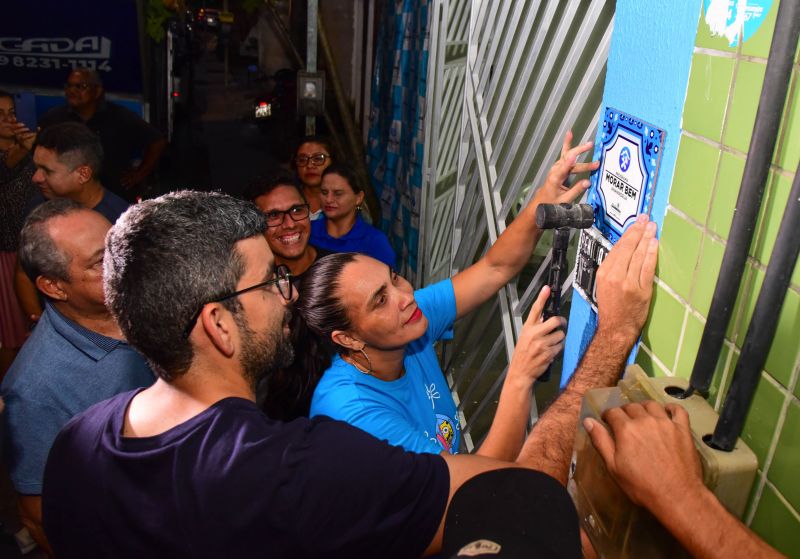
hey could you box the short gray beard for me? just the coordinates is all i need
[236,313,295,390]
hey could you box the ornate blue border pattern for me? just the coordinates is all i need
[588,107,666,242]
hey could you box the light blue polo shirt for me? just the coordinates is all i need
[1,303,154,494]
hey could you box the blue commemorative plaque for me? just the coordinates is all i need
[588,107,666,242]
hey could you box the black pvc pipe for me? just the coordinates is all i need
[686,0,800,397]
[711,161,800,451]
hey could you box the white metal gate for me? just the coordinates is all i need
[420,0,615,450]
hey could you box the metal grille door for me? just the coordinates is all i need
[421,0,615,450]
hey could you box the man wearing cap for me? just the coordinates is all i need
[41,185,658,557]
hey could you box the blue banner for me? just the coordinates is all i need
[0,0,143,94]
[367,0,430,282]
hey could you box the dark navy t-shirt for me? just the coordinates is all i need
[25,189,129,224]
[43,390,449,558]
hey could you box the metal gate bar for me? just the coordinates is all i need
[420,0,615,451]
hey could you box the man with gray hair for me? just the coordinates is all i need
[41,189,660,558]
[1,199,153,555]
[38,69,166,201]
[38,190,785,558]
[15,121,131,327]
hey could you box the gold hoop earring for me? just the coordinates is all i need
[359,348,374,375]
[348,347,373,376]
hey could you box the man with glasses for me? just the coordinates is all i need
[244,173,331,284]
[245,174,332,419]
[38,69,166,202]
[43,191,449,558]
[42,190,660,558]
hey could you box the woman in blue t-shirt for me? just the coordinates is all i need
[310,163,396,268]
[295,132,598,459]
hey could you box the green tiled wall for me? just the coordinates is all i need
[637,3,800,556]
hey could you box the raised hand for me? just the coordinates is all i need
[9,119,37,152]
[120,167,147,189]
[532,130,600,209]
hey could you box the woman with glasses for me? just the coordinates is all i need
[293,136,335,220]
[295,133,598,459]
[311,163,395,267]
[0,90,36,377]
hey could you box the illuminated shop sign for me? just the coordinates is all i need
[0,0,143,94]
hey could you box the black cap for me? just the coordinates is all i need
[443,468,581,559]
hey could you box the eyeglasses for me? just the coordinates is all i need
[264,204,310,227]
[182,264,293,337]
[295,153,330,167]
[64,82,93,91]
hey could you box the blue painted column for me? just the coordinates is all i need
[561,0,701,386]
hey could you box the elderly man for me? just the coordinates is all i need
[245,173,331,284]
[38,69,166,201]
[1,200,154,555]
[15,121,129,324]
[42,187,659,558]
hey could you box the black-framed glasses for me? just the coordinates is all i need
[182,265,293,337]
[64,82,93,91]
[264,204,310,227]
[295,153,330,167]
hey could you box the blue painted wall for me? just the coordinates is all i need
[561,0,701,385]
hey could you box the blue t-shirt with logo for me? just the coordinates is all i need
[310,279,460,454]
